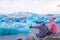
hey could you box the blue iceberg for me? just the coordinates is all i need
[9,22,29,34]
[0,22,29,35]
[0,22,10,35]
[24,20,37,27]
[55,18,60,23]
[13,18,20,22]
[25,14,50,24]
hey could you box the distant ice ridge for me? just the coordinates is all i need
[23,14,50,24]
[24,14,60,24]
[0,12,32,22]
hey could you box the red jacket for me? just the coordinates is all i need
[50,18,57,34]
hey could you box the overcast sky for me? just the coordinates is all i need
[0,0,60,14]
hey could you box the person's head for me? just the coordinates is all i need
[50,17,56,20]
[49,17,55,23]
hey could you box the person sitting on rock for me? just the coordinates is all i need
[47,18,57,35]
[30,21,49,39]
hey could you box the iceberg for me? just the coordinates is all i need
[8,22,29,34]
[13,18,20,22]
[0,22,29,35]
[0,22,10,35]
[55,18,60,23]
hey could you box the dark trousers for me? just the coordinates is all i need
[47,31,52,36]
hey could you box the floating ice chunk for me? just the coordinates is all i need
[0,22,10,35]
[13,18,20,22]
[55,18,60,23]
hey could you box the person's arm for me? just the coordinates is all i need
[30,25,41,29]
